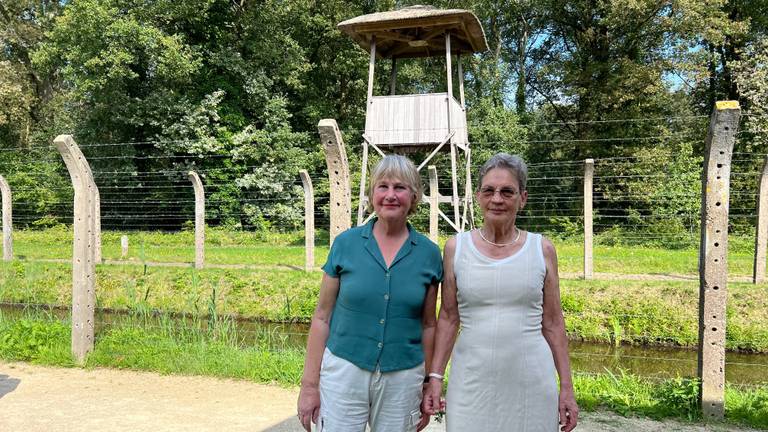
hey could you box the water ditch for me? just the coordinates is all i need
[2,303,766,385]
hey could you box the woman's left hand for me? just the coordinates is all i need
[558,387,579,431]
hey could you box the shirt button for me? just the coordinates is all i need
[384,294,389,300]
[380,319,385,324]
[377,342,383,348]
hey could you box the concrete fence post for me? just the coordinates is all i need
[93,186,101,263]
[0,175,12,261]
[74,148,101,263]
[428,166,439,243]
[188,171,205,269]
[583,159,594,279]
[753,155,768,283]
[698,101,741,420]
[318,119,351,246]
[54,135,96,364]
[300,170,315,272]
[121,235,129,260]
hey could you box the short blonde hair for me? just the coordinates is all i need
[367,155,423,215]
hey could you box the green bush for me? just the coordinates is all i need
[0,318,70,362]
[726,387,768,429]
[652,377,700,420]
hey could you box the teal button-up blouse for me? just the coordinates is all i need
[322,218,443,372]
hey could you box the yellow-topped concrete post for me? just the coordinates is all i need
[698,100,740,420]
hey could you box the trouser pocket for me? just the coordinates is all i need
[407,408,421,429]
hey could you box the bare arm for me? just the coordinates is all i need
[541,237,578,432]
[421,282,439,378]
[297,273,340,431]
[422,236,460,415]
[417,281,439,431]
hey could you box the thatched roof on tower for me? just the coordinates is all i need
[338,5,487,59]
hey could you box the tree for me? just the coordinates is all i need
[698,0,767,108]
[0,0,65,146]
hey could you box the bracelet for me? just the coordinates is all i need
[428,372,444,381]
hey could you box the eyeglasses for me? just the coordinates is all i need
[479,187,519,199]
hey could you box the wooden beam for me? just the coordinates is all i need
[384,43,415,59]
[367,35,376,102]
[390,58,397,95]
[419,24,458,42]
[460,21,480,52]
[381,38,472,59]
[457,54,465,108]
[366,30,415,42]
[446,33,453,99]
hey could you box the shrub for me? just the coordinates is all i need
[0,318,69,361]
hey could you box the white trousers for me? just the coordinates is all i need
[318,348,424,432]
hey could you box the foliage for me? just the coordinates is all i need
[652,377,701,420]
[732,38,768,147]
[726,385,768,429]
[0,0,766,234]
[0,316,70,362]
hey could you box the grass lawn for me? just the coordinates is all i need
[10,227,762,277]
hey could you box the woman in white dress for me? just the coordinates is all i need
[422,153,578,431]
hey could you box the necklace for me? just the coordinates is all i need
[478,227,521,247]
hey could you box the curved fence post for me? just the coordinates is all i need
[73,147,101,263]
[753,155,768,283]
[300,170,315,272]
[318,119,351,246]
[188,171,205,269]
[428,166,439,243]
[0,175,12,261]
[54,134,96,364]
[583,159,594,279]
[698,101,740,420]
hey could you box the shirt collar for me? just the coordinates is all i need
[360,217,419,245]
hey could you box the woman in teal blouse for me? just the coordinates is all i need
[298,155,443,432]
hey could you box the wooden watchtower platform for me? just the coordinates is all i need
[338,5,487,231]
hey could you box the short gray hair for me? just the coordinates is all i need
[478,153,528,191]
[367,154,423,215]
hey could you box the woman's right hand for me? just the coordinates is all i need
[421,379,443,415]
[297,383,320,431]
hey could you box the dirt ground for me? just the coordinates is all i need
[0,361,760,432]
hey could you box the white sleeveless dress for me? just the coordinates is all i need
[446,231,559,431]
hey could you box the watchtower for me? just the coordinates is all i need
[338,5,487,231]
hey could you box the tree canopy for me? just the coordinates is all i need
[1,0,766,234]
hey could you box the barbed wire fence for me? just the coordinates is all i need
[1,111,767,387]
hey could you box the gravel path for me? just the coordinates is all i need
[0,361,759,432]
